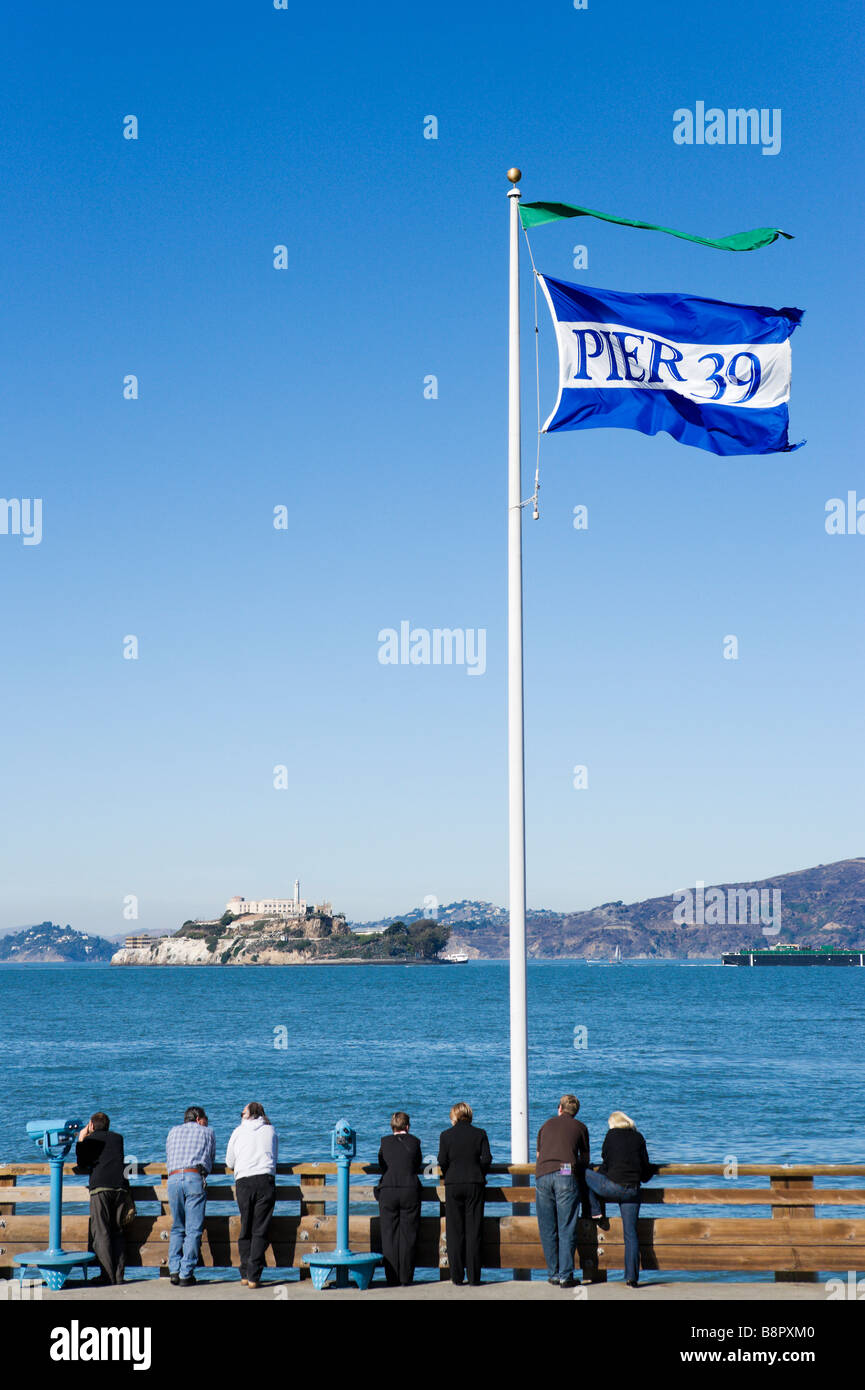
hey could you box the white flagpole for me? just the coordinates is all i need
[506,167,529,1164]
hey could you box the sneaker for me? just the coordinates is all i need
[547,1276,560,1286]
[178,1275,197,1287]
[169,1273,180,1286]
[625,1279,640,1288]
[559,1274,577,1288]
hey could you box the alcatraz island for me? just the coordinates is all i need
[110,883,450,966]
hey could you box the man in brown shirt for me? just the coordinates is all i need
[535,1094,590,1287]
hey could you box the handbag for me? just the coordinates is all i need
[120,1187,137,1228]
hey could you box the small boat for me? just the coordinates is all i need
[586,945,624,965]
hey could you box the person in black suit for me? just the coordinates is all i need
[437,1102,492,1286]
[377,1111,423,1286]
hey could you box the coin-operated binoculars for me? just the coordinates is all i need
[302,1118,381,1290]
[13,1119,99,1289]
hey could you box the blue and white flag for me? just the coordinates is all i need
[538,274,803,455]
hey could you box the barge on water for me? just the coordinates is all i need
[722,943,865,967]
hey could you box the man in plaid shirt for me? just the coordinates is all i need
[165,1105,216,1286]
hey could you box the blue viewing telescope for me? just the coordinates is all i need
[25,1118,82,1159]
[14,1116,99,1290]
[303,1117,381,1291]
[332,1118,355,1156]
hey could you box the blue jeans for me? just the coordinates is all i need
[167,1172,207,1278]
[585,1169,641,1283]
[536,1172,580,1282]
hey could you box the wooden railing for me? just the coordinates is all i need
[2,1161,864,1283]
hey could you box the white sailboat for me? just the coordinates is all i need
[586,944,624,965]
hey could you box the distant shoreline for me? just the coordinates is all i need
[0,955,728,967]
[111,956,460,968]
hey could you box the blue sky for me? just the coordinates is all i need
[1,0,862,934]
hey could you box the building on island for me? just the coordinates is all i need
[226,879,307,920]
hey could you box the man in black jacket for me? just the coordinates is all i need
[75,1112,129,1285]
[438,1102,492,1286]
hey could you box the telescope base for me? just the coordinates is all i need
[14,1249,99,1291]
[303,1251,381,1291]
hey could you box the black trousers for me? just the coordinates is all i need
[378,1187,421,1286]
[88,1189,127,1284]
[444,1182,485,1284]
[236,1174,276,1282]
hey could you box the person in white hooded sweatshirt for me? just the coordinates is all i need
[225,1102,278,1288]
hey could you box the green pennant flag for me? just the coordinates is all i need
[518,201,792,252]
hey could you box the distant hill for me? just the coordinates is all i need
[0,922,115,963]
[350,901,512,933]
[352,858,865,959]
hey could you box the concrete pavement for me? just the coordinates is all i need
[27,1276,832,1302]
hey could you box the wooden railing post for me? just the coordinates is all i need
[155,1165,171,1277]
[771,1173,818,1283]
[580,1218,607,1284]
[0,1175,16,1216]
[300,1167,327,1280]
[0,1174,15,1277]
[302,1169,327,1217]
[435,1172,449,1281]
[512,1166,531,1280]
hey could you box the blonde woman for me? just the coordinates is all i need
[584,1111,654,1287]
[437,1102,492,1286]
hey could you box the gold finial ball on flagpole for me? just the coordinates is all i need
[507,168,522,184]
